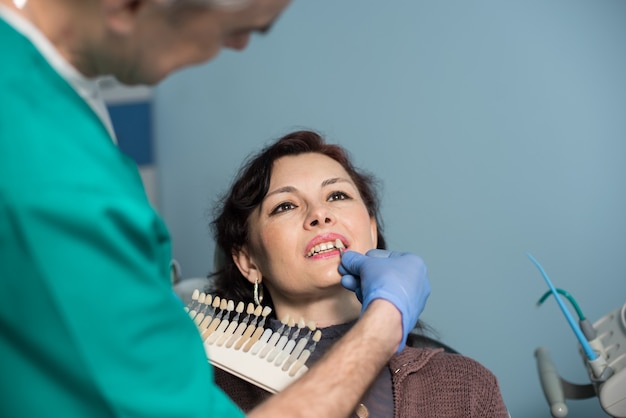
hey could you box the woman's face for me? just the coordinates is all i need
[242,153,377,303]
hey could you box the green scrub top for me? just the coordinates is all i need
[0,17,244,418]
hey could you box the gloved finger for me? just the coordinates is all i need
[365,248,403,258]
[338,250,368,275]
[340,274,360,291]
[338,262,350,276]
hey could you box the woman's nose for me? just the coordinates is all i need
[223,33,251,51]
[305,205,335,228]
[309,217,331,227]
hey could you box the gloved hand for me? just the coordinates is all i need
[339,249,430,352]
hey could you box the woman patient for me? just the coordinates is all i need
[208,130,508,417]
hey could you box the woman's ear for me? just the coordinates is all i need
[232,246,262,285]
[370,217,378,248]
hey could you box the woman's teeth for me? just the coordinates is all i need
[306,239,345,257]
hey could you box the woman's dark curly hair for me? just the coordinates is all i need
[208,130,386,309]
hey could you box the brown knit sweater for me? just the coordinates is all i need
[390,347,509,417]
[214,345,508,417]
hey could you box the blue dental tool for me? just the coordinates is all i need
[527,253,597,361]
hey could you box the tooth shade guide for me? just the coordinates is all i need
[242,306,272,352]
[185,289,200,313]
[225,303,255,348]
[336,239,345,256]
[216,301,245,346]
[266,316,296,362]
[188,291,321,393]
[206,300,235,345]
[251,328,273,355]
[235,305,264,350]
[201,298,227,340]
[275,318,310,371]
[275,338,296,366]
[198,296,221,332]
[259,314,290,359]
[206,314,229,345]
[288,330,322,377]
[187,290,202,317]
[193,293,211,325]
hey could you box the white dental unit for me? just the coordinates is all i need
[529,254,626,417]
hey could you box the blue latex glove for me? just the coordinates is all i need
[339,249,430,352]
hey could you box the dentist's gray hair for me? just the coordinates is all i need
[164,0,253,9]
[207,0,252,7]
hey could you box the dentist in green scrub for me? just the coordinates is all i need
[0,1,431,417]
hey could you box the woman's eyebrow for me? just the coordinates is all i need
[265,177,351,199]
[321,177,351,188]
[265,185,297,199]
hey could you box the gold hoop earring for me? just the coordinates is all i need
[253,277,264,306]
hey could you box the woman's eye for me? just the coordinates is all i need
[270,202,297,215]
[328,191,350,202]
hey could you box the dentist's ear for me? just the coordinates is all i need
[232,246,262,285]
[103,0,151,34]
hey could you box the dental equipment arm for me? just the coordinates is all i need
[538,288,598,341]
[529,253,626,417]
[535,346,569,418]
[527,253,597,362]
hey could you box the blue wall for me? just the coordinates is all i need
[154,1,626,416]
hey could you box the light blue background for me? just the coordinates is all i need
[154,1,626,416]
